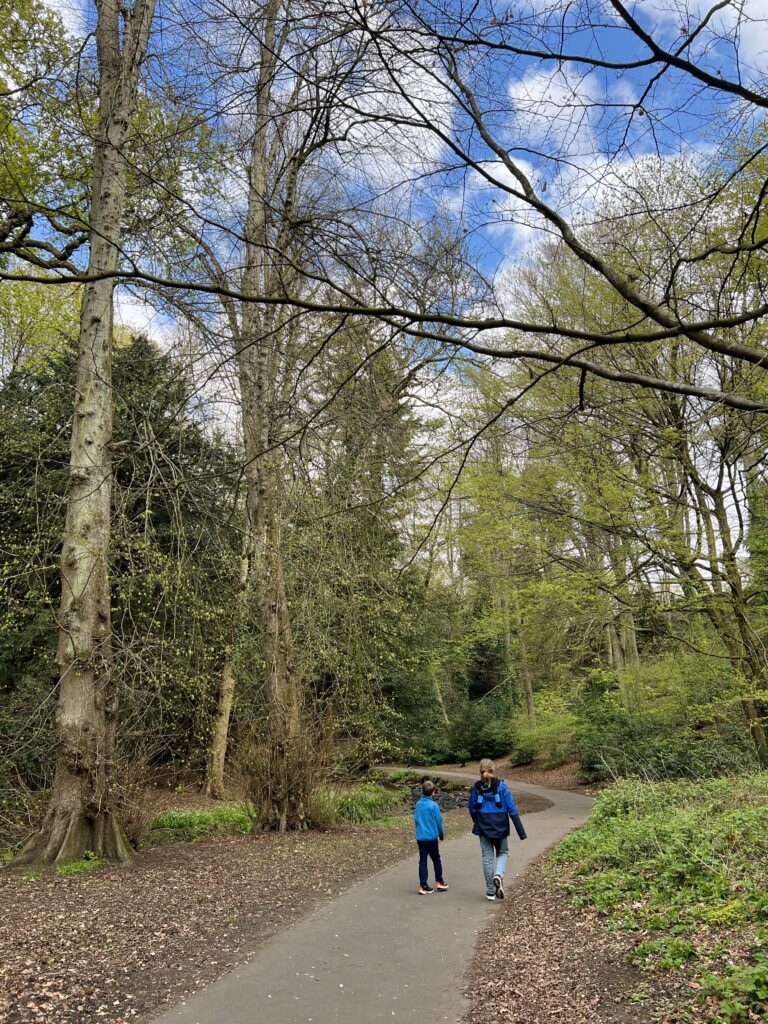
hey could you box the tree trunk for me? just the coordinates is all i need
[512,589,535,723]
[608,542,639,670]
[233,0,306,830]
[608,621,625,672]
[206,529,252,799]
[16,0,156,867]
[680,472,768,766]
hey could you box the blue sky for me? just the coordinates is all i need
[36,0,768,312]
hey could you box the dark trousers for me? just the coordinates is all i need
[417,839,443,886]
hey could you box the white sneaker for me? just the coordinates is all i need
[493,875,505,899]
[485,893,496,901]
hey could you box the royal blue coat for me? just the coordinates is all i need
[469,779,527,841]
[414,795,445,841]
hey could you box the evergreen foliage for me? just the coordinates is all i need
[0,335,240,841]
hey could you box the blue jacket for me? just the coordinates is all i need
[469,779,527,841]
[414,795,444,841]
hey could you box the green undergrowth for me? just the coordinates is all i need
[552,774,768,1023]
[149,803,253,841]
[306,782,403,828]
[56,851,103,875]
[149,783,405,840]
[364,806,470,840]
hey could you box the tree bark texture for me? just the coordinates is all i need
[512,588,535,723]
[206,530,253,799]
[16,0,157,866]
[235,0,305,830]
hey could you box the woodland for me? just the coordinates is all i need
[2,0,768,893]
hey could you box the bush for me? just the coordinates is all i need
[238,716,332,830]
[574,660,758,783]
[508,697,578,767]
[576,704,758,785]
[447,695,512,761]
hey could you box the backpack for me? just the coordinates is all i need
[473,778,503,809]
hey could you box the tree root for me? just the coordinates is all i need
[13,806,134,868]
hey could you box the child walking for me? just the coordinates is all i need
[468,758,527,900]
[413,780,449,895]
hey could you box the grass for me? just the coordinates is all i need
[149,804,252,839]
[307,782,403,828]
[552,774,768,1023]
[150,783,406,838]
[57,854,103,876]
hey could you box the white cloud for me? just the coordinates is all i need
[507,66,602,161]
[115,293,171,344]
[631,0,768,70]
[332,46,454,192]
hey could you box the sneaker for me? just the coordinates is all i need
[435,881,449,891]
[493,875,505,900]
[485,893,496,901]
[418,884,434,895]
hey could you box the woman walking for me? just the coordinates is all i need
[468,758,527,900]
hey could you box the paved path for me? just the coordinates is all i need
[152,775,593,1024]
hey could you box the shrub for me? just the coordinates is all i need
[113,748,164,848]
[238,716,332,830]
[508,698,578,767]
[447,695,512,761]
[574,660,758,783]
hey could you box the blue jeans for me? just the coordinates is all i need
[417,839,444,886]
[479,835,509,895]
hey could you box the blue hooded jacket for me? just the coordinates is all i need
[414,795,444,841]
[469,778,527,841]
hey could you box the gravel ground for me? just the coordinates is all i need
[464,855,686,1024]
[0,808,471,1024]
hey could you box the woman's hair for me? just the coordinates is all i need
[422,779,435,796]
[479,758,495,775]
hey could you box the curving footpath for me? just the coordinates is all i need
[152,774,593,1024]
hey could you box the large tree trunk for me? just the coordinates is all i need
[234,0,305,830]
[16,0,156,867]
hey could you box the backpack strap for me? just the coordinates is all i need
[474,778,503,808]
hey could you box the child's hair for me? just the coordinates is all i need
[422,779,435,796]
[479,758,495,776]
